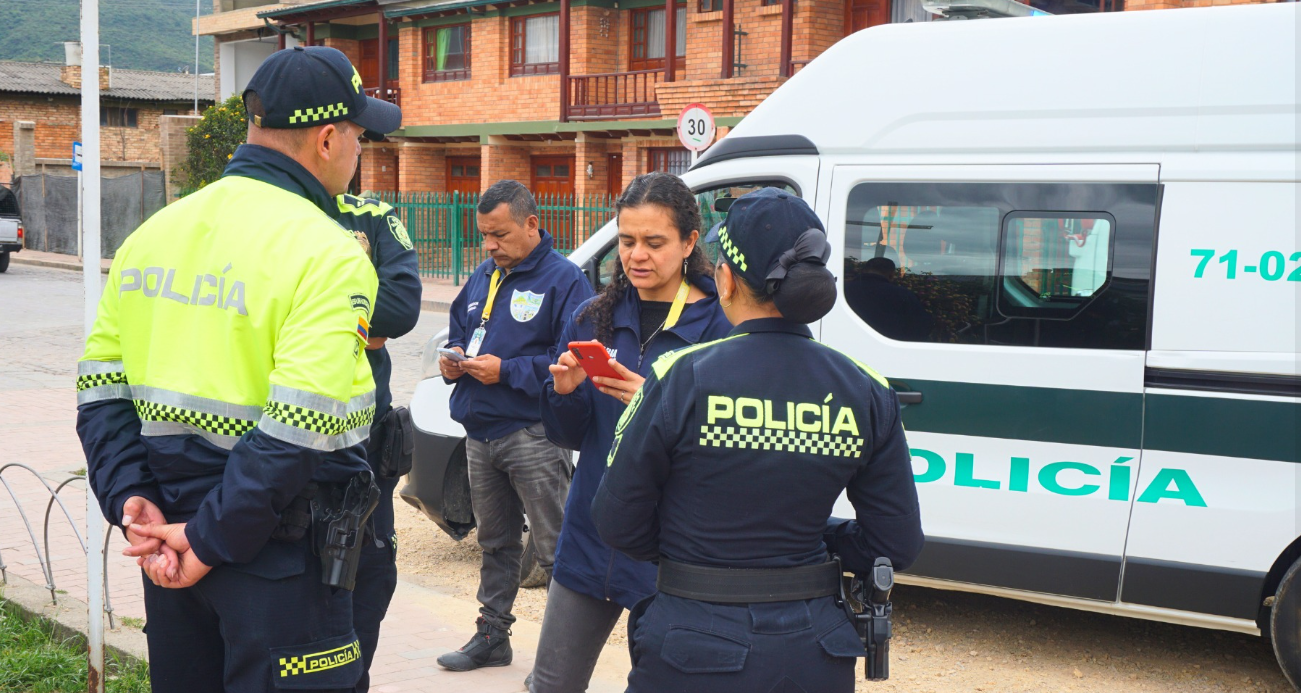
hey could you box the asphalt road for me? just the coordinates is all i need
[1,262,1290,692]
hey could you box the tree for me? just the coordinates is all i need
[173,96,247,196]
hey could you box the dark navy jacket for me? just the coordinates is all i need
[446,233,592,442]
[333,195,423,420]
[76,145,369,569]
[592,318,924,576]
[541,278,731,609]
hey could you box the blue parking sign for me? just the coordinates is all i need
[72,142,83,171]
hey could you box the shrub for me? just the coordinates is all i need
[173,95,247,196]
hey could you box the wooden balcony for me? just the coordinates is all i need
[564,69,664,122]
[364,86,401,108]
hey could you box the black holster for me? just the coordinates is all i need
[836,556,894,682]
[311,471,381,590]
[373,406,414,479]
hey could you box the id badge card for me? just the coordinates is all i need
[466,327,486,358]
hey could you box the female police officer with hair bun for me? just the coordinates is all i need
[591,187,924,693]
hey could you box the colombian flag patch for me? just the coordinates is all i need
[357,315,370,342]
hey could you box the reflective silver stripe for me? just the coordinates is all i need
[347,390,376,414]
[78,360,125,375]
[130,385,263,421]
[140,420,241,450]
[269,384,347,418]
[77,384,133,405]
[258,414,347,452]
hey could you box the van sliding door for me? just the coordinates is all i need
[822,164,1160,603]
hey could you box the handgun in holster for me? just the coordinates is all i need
[835,556,895,681]
[311,470,381,590]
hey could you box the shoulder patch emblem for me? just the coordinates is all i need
[510,289,544,322]
[388,215,414,251]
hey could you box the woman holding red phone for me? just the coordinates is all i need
[527,173,732,693]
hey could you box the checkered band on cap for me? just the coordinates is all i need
[288,102,349,125]
[717,225,748,272]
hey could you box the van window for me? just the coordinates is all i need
[842,181,1156,350]
[1000,214,1115,318]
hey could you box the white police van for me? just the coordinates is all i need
[406,2,1301,682]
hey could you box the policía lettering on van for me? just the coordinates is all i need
[909,448,1206,507]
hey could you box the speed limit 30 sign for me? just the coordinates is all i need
[677,103,716,152]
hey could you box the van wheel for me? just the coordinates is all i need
[519,524,548,589]
[1269,555,1301,688]
[0,251,9,273]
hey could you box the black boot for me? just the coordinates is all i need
[436,617,513,671]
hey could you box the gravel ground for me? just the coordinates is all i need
[387,310,1291,692]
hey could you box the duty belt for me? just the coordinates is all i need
[656,559,842,604]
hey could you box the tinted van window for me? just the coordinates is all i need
[842,182,1158,350]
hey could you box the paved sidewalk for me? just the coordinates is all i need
[0,262,629,692]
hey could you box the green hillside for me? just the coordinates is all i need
[0,0,213,74]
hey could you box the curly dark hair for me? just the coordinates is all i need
[579,172,711,346]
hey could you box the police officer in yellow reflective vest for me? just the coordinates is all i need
[333,189,422,692]
[75,46,402,693]
[592,188,924,693]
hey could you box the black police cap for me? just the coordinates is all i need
[705,187,830,294]
[242,46,401,136]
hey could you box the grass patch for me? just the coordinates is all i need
[118,617,144,630]
[0,603,150,693]
[70,469,86,477]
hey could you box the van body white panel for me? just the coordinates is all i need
[1149,182,1300,366]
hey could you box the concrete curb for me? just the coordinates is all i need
[10,253,109,274]
[0,570,148,665]
[421,298,452,313]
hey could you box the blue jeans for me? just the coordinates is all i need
[466,422,572,630]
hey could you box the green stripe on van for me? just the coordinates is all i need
[1144,393,1300,463]
[896,380,1143,449]
[895,379,1300,463]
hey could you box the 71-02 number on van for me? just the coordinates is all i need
[1190,248,1301,281]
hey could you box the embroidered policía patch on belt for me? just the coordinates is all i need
[272,634,362,690]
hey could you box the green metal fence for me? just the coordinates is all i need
[373,191,618,284]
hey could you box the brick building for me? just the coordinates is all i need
[0,54,213,184]
[198,0,1270,198]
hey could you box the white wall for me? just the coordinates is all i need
[218,38,278,101]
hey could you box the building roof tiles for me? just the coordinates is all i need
[0,61,215,103]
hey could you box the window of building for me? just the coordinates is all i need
[842,181,1155,349]
[511,13,560,76]
[700,0,723,11]
[647,148,691,176]
[101,107,138,128]
[630,5,686,71]
[425,24,471,82]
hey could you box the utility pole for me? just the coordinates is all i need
[79,0,106,690]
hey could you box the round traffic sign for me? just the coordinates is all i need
[677,103,716,152]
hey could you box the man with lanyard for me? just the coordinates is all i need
[76,46,401,692]
[436,180,593,671]
[334,179,422,690]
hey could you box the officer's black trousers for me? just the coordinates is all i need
[352,473,400,693]
[625,592,865,693]
[142,537,362,693]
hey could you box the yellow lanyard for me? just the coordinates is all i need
[664,280,690,329]
[479,269,504,325]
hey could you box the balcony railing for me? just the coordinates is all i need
[364,86,401,108]
[564,69,663,121]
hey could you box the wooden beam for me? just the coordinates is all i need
[664,0,676,82]
[560,0,571,122]
[378,11,389,104]
[779,0,793,78]
[305,21,315,46]
[721,0,734,78]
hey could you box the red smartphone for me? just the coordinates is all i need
[568,340,625,381]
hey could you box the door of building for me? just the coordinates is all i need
[446,157,481,195]
[607,153,624,197]
[846,0,890,34]
[359,39,380,88]
[532,155,576,248]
